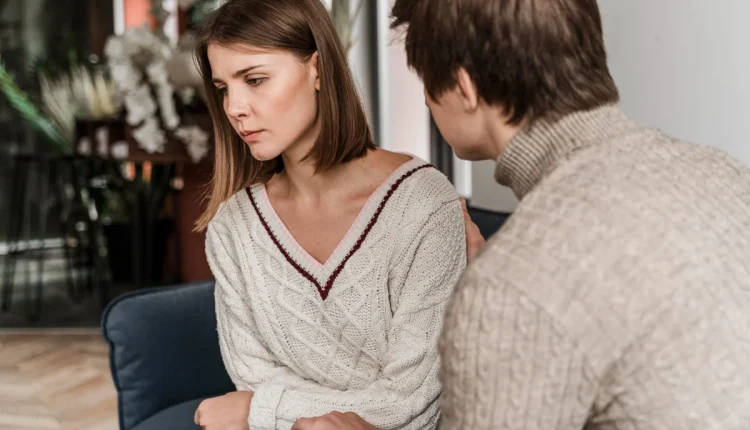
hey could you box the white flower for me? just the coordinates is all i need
[109,63,141,93]
[175,125,210,163]
[105,37,126,60]
[133,117,167,153]
[111,140,129,159]
[124,84,157,125]
[178,87,196,104]
[156,84,180,130]
[146,61,169,85]
[105,25,206,158]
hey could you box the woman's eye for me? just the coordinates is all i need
[247,77,266,87]
[216,87,228,96]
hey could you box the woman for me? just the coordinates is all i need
[192,1,481,429]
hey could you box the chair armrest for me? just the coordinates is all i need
[102,280,234,430]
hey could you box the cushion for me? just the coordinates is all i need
[103,282,234,430]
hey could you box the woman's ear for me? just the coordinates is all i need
[308,51,320,91]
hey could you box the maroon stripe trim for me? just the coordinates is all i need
[248,164,434,300]
[322,165,432,297]
[246,188,324,294]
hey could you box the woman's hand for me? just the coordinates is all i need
[460,198,486,262]
[292,411,378,430]
[194,391,253,430]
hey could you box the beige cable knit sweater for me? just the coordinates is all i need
[439,105,750,429]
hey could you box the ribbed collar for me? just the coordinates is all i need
[494,104,640,199]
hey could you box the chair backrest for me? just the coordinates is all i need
[467,206,511,239]
[103,281,234,430]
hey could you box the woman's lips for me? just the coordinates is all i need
[241,130,264,142]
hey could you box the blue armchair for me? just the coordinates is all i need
[102,206,509,430]
[102,281,232,430]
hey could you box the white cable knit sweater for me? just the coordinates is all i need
[205,157,467,430]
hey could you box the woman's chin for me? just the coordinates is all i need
[247,143,283,162]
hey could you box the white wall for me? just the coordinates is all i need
[471,160,518,212]
[374,0,431,161]
[316,0,430,159]
[470,0,750,213]
[600,0,750,168]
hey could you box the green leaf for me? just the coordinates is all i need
[0,56,70,151]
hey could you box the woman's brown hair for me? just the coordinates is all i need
[194,0,375,231]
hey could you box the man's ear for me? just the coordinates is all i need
[308,51,320,91]
[456,67,479,111]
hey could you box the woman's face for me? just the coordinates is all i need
[207,43,320,161]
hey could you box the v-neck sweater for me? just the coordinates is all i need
[205,157,467,430]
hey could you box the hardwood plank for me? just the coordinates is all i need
[0,334,117,430]
[0,411,62,429]
[0,338,62,367]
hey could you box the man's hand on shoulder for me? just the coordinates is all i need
[460,198,486,262]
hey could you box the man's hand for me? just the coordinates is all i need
[292,411,378,430]
[460,198,485,262]
[194,391,253,430]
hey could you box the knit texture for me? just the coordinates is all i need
[439,105,750,429]
[205,157,467,430]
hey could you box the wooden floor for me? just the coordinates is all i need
[0,332,118,430]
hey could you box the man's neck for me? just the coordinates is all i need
[483,106,524,160]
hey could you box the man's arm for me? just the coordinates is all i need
[438,262,599,430]
[289,260,600,430]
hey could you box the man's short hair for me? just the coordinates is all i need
[391,0,620,125]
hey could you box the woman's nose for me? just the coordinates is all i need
[227,95,251,119]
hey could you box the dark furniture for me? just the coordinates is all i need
[102,280,234,430]
[1,154,107,322]
[102,206,510,430]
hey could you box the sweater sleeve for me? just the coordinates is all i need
[205,217,324,426]
[437,261,599,430]
[208,199,466,430]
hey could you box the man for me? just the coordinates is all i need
[295,0,750,429]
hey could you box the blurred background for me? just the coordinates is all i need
[2,0,750,330]
[0,0,228,328]
[1,1,749,429]
[0,0,471,330]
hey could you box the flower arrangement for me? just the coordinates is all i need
[97,0,363,164]
[104,25,209,162]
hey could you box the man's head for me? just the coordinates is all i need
[391,0,619,160]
